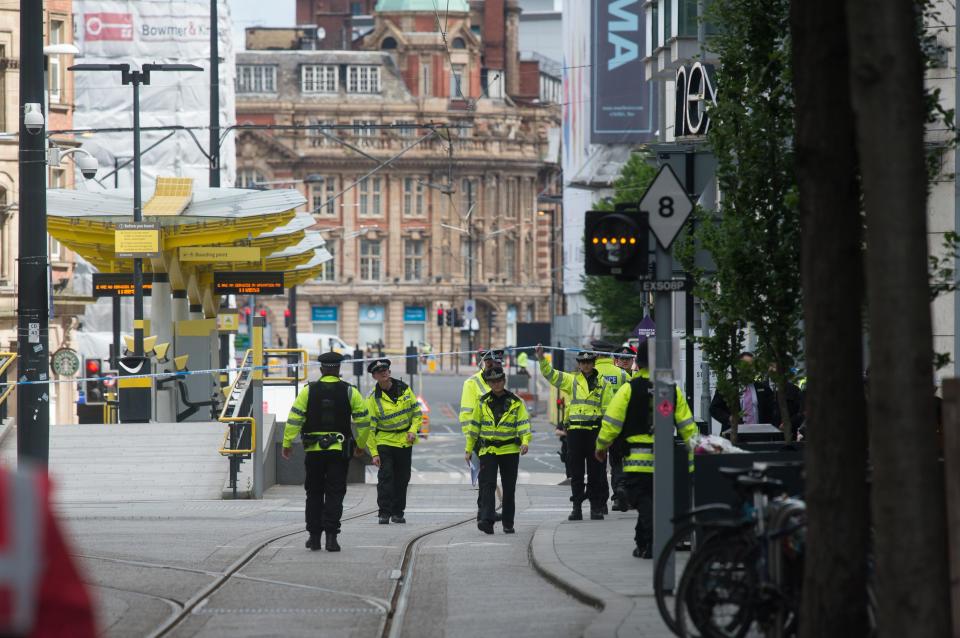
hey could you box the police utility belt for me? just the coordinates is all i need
[479,437,521,448]
[567,418,601,430]
[301,432,345,449]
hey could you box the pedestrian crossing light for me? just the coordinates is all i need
[584,206,649,278]
[437,307,444,326]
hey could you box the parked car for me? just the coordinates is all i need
[297,332,351,359]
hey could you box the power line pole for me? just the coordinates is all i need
[17,0,50,463]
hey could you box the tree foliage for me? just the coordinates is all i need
[581,153,657,339]
[678,0,802,440]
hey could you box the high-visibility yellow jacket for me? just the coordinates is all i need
[596,357,630,390]
[459,370,490,432]
[464,390,532,456]
[283,375,369,452]
[596,373,698,473]
[538,358,613,429]
[364,378,422,457]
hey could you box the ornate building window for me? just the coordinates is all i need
[318,240,336,282]
[347,66,381,93]
[301,65,338,93]
[504,239,516,280]
[403,177,424,216]
[404,239,424,282]
[359,238,382,281]
[236,65,276,93]
[358,177,382,216]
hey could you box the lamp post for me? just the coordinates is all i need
[68,64,202,359]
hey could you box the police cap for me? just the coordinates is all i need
[576,350,598,362]
[481,348,505,363]
[318,351,345,366]
[616,345,635,357]
[482,366,506,381]
[367,358,391,374]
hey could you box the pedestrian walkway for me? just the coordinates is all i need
[531,512,674,638]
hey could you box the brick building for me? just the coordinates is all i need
[0,2,87,423]
[236,0,562,356]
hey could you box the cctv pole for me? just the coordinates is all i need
[211,0,233,384]
[17,0,50,463]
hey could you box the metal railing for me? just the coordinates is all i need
[263,348,307,384]
[0,353,17,411]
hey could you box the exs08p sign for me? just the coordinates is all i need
[591,0,658,144]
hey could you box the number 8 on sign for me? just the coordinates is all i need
[639,165,694,249]
[658,196,674,218]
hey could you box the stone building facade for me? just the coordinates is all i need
[0,1,86,423]
[236,0,562,356]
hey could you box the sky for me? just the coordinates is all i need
[228,0,295,50]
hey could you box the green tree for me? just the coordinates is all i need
[581,152,657,339]
[680,0,803,441]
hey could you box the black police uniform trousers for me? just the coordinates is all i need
[566,428,606,509]
[625,472,654,548]
[377,444,413,517]
[304,450,348,534]
[609,442,626,497]
[478,452,519,527]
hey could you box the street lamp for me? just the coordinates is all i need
[68,63,202,359]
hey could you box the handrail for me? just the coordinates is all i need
[218,416,256,456]
[263,348,307,383]
[219,349,252,421]
[0,352,17,407]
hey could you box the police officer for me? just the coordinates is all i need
[464,365,532,534]
[535,343,613,521]
[282,352,370,552]
[460,349,505,519]
[364,358,422,525]
[591,340,632,513]
[595,349,698,558]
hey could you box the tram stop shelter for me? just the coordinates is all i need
[46,177,326,423]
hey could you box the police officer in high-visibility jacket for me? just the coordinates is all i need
[595,350,698,558]
[460,349,504,519]
[459,349,503,432]
[464,365,532,534]
[364,358,422,525]
[535,343,614,521]
[591,340,633,513]
[282,351,370,552]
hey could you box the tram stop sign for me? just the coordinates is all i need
[640,165,694,249]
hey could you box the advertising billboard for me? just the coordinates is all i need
[590,0,657,143]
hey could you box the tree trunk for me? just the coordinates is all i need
[791,0,870,635]
[846,1,950,636]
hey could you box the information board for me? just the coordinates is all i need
[213,271,284,295]
[115,222,161,258]
[92,273,154,297]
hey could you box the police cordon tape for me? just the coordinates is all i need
[0,345,637,389]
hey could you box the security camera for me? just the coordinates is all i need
[23,103,44,134]
[76,154,99,180]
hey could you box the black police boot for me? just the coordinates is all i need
[568,503,583,521]
[305,534,322,551]
[325,531,341,552]
[378,515,390,525]
[612,489,629,512]
[477,520,494,534]
[502,526,516,534]
[391,515,406,524]
[600,502,609,515]
[632,542,653,559]
[590,505,604,521]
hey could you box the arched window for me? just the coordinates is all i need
[381,37,397,50]
[452,37,466,49]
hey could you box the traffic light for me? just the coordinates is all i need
[83,358,105,404]
[353,347,364,377]
[584,204,649,278]
[445,309,452,327]
[437,307,444,326]
[284,308,291,328]
[406,342,418,375]
[451,308,460,327]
